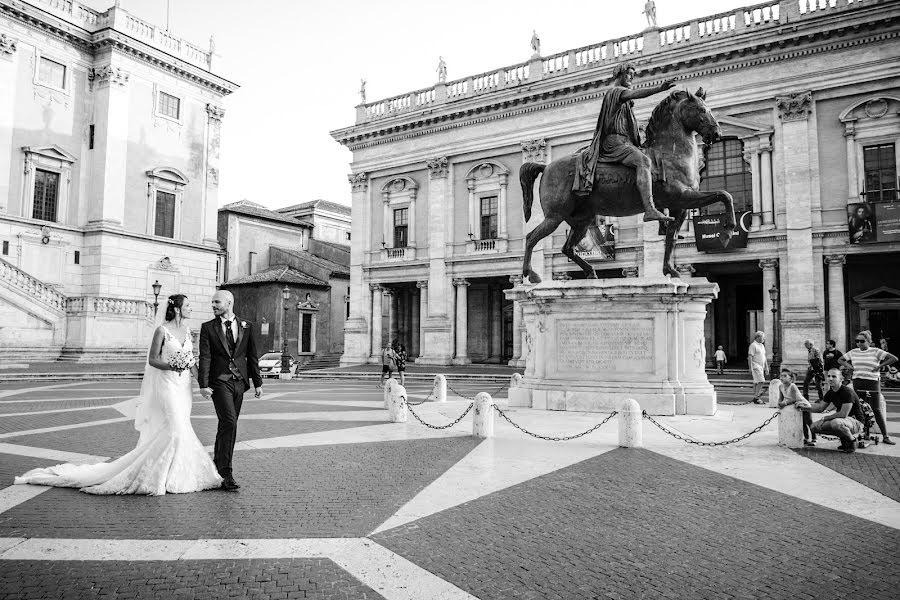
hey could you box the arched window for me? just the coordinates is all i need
[699,138,752,214]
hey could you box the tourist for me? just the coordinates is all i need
[838,330,898,444]
[395,342,408,386]
[714,345,727,375]
[380,342,397,386]
[776,368,815,446]
[800,368,864,453]
[802,339,825,402]
[747,331,768,404]
[822,339,843,371]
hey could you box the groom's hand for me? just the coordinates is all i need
[200,387,213,400]
[254,386,263,399]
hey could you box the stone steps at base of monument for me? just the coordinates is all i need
[294,371,512,384]
[0,372,143,382]
[57,347,147,362]
[0,346,64,362]
[295,353,343,371]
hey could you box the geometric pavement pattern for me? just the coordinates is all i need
[0,379,898,599]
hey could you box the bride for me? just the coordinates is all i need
[15,294,222,495]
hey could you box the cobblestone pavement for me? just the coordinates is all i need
[0,379,898,599]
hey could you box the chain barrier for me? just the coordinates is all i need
[446,381,509,401]
[401,396,474,430]
[642,410,780,446]
[493,406,618,441]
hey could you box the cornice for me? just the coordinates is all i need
[333,18,899,151]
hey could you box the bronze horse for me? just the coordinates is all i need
[520,88,735,282]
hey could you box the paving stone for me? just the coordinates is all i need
[373,448,900,600]
[0,558,384,599]
[0,398,128,415]
[0,437,481,539]
[0,408,124,435]
[793,446,900,502]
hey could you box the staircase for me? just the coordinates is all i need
[0,257,67,361]
[295,352,343,372]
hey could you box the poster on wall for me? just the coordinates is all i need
[693,211,751,252]
[875,203,900,243]
[848,202,877,244]
[574,223,616,260]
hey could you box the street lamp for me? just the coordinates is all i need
[151,280,162,314]
[281,285,291,375]
[768,284,780,373]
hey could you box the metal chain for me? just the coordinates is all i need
[493,406,618,441]
[446,381,509,401]
[642,410,780,446]
[401,397,474,430]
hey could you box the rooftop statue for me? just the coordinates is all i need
[520,66,735,282]
[643,0,658,28]
[530,30,541,57]
[436,56,447,83]
[359,78,366,104]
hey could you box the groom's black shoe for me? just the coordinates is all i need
[221,476,240,492]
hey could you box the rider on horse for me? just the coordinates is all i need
[573,63,676,223]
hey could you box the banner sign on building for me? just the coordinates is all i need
[847,202,900,244]
[574,223,616,260]
[693,211,751,252]
[876,203,900,243]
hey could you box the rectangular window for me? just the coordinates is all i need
[158,91,181,120]
[88,125,95,150]
[74,250,80,264]
[480,196,498,239]
[346,231,351,241]
[393,208,408,248]
[2,241,8,256]
[38,57,66,89]
[32,169,60,222]
[154,191,176,238]
[863,143,897,203]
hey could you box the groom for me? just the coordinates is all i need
[199,289,262,492]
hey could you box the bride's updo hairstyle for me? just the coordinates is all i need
[165,294,188,322]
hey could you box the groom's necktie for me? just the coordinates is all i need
[224,320,236,354]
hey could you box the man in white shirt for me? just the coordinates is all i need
[747,331,768,404]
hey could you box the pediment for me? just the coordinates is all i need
[381,175,418,194]
[146,167,189,185]
[22,144,76,163]
[840,96,900,122]
[715,116,773,138]
[465,160,510,180]
[853,286,900,303]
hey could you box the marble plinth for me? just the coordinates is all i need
[504,278,719,416]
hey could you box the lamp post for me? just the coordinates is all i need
[768,284,780,373]
[151,280,162,314]
[280,285,291,375]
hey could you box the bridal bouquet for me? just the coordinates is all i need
[168,349,196,374]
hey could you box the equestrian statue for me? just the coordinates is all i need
[520,63,736,282]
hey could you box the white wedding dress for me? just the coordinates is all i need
[15,327,222,495]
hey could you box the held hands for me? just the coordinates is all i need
[200,387,213,400]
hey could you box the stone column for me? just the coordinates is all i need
[623,266,639,278]
[825,255,847,352]
[341,173,371,366]
[759,259,778,364]
[843,122,859,204]
[408,189,417,247]
[499,173,509,238]
[385,288,397,345]
[489,287,503,363]
[745,142,762,230]
[760,144,774,227]
[775,91,825,371]
[382,192,391,248]
[88,65,132,228]
[202,105,225,246]
[466,178,476,237]
[0,34,18,214]
[509,275,524,367]
[675,264,695,279]
[451,278,471,365]
[410,287,420,358]
[416,280,428,361]
[370,284,383,359]
[418,157,453,364]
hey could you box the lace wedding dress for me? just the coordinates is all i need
[15,327,222,495]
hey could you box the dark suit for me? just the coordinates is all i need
[199,316,262,478]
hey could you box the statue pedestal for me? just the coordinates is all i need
[504,278,719,416]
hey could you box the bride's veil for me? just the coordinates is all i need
[133,302,168,439]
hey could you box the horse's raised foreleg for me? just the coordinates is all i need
[522,216,564,284]
[662,208,688,277]
[561,220,595,278]
[669,189,736,229]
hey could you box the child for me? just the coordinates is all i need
[777,368,816,446]
[714,345,727,375]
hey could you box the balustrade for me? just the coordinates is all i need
[0,258,66,312]
[474,239,497,252]
[386,247,406,261]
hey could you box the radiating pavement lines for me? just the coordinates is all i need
[0,537,477,600]
[0,395,135,404]
[0,442,107,463]
[0,417,132,440]
[0,383,89,399]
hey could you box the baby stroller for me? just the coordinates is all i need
[854,390,881,448]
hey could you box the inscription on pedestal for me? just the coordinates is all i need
[556,320,653,373]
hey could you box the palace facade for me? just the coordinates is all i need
[0,0,237,359]
[334,0,900,371]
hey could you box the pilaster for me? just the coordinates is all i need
[369,283,383,361]
[0,34,18,214]
[509,274,524,367]
[450,278,471,365]
[340,172,371,366]
[758,258,779,365]
[824,254,847,352]
[415,280,428,362]
[202,104,225,246]
[87,63,131,228]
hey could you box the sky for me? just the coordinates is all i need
[93,0,754,210]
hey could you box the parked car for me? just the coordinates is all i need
[258,352,295,377]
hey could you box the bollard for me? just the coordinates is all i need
[473,392,494,438]
[618,398,642,448]
[432,374,447,402]
[388,383,408,423]
[508,372,530,407]
[767,379,781,408]
[383,378,396,409]
[778,405,805,448]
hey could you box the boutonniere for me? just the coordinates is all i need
[241,321,247,328]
